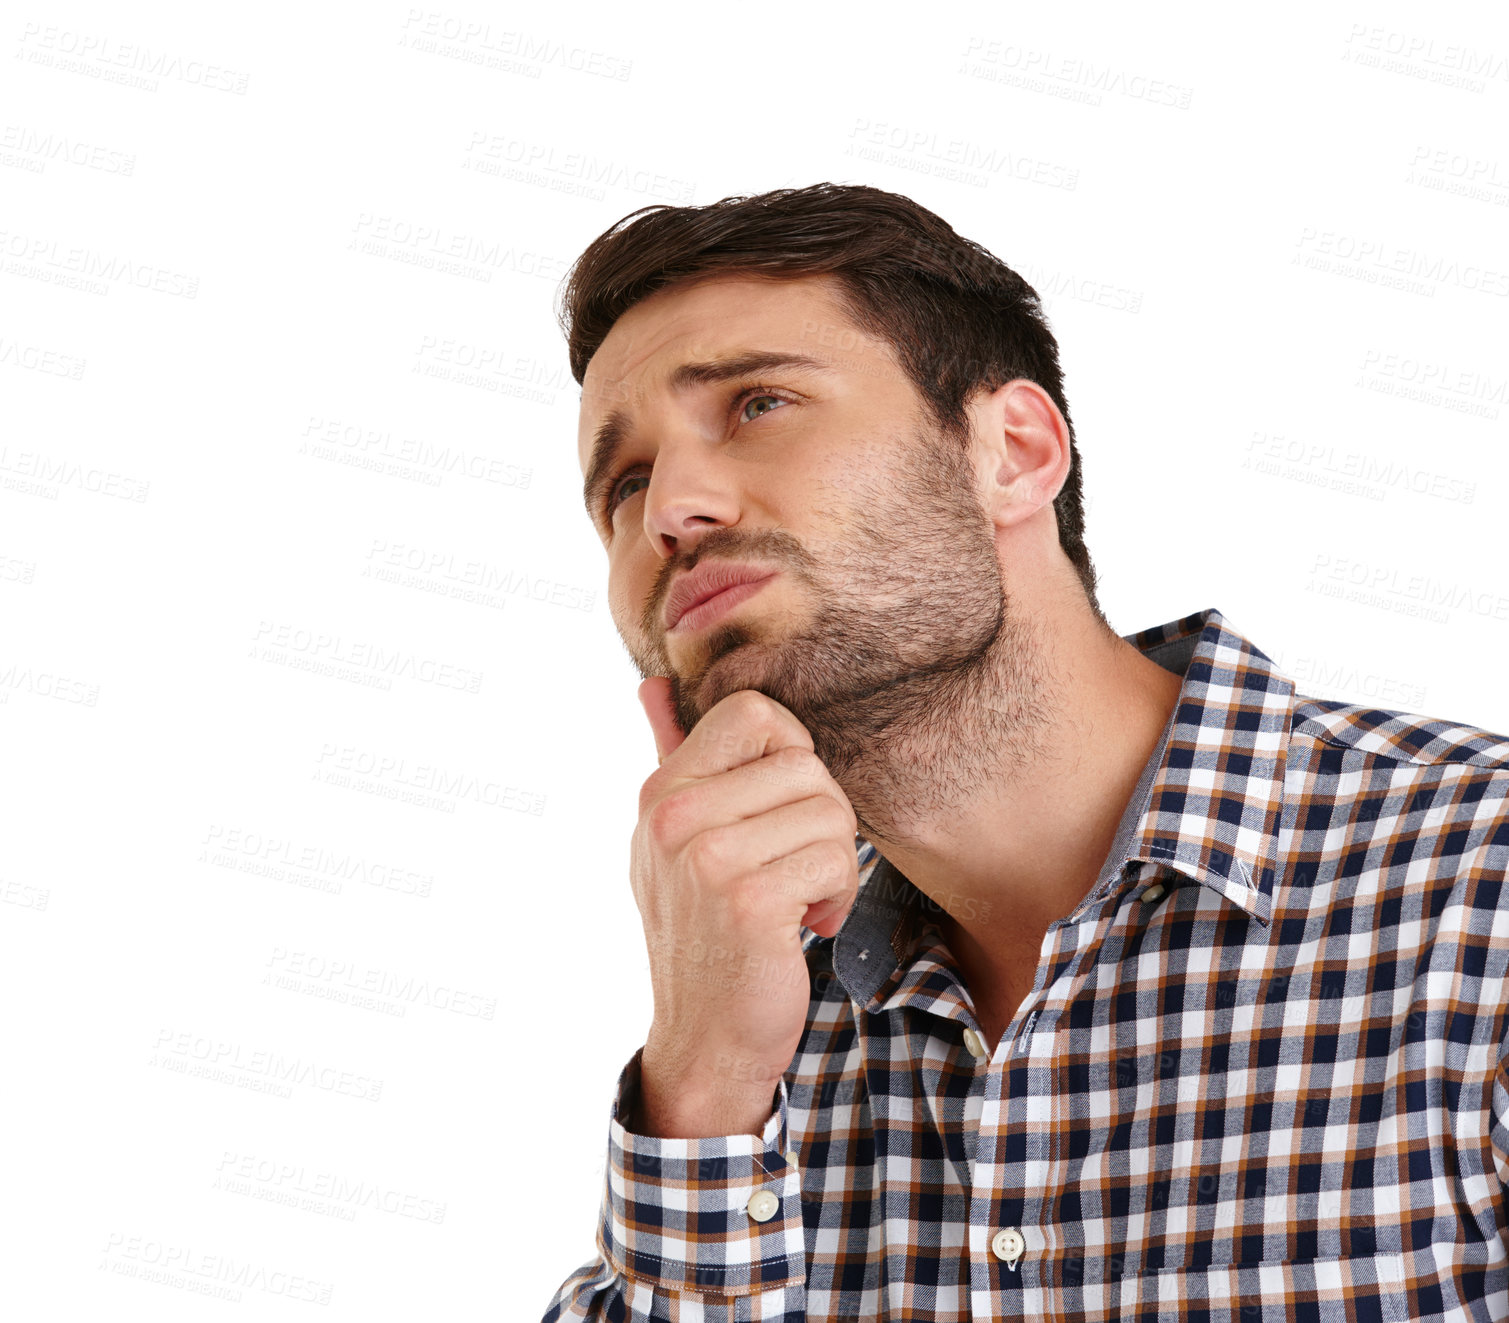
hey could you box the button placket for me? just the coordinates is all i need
[1014,1008,1040,1054]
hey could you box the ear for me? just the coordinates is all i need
[966,379,1072,533]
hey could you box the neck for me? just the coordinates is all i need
[819,595,1183,1031]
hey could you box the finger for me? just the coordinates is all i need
[662,688,816,781]
[684,795,857,900]
[653,745,857,841]
[749,838,860,940]
[638,677,686,765]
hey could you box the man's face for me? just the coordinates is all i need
[577,272,1006,746]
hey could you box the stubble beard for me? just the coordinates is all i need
[628,426,1055,848]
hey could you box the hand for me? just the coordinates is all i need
[628,677,860,1138]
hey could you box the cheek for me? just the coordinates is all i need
[802,447,855,493]
[607,559,652,638]
[606,576,635,634]
[801,434,890,510]
[793,469,861,529]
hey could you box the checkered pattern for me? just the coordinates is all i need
[544,608,1509,1320]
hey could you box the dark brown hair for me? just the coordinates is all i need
[558,182,1104,621]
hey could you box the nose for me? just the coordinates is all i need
[642,441,740,560]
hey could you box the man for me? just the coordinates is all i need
[544,183,1509,1321]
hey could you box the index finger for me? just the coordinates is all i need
[661,688,816,782]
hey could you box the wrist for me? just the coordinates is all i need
[635,1040,782,1138]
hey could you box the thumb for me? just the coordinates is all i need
[637,677,687,765]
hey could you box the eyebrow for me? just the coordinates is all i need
[581,351,837,523]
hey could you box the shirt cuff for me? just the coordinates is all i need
[596,1048,805,1297]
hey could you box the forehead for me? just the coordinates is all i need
[575,273,885,461]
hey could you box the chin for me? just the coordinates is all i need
[672,629,778,721]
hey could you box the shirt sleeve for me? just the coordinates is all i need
[1491,1017,1509,1189]
[541,1048,807,1322]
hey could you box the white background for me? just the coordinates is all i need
[2,2,1506,1318]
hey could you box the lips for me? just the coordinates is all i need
[663,562,779,632]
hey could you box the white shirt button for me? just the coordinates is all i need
[746,1189,780,1223]
[990,1226,1025,1268]
[1142,882,1166,905]
[784,1150,800,1167]
[989,1224,1026,1267]
[962,1027,988,1061]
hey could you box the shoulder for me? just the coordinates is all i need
[1276,696,1509,907]
[1290,694,1509,775]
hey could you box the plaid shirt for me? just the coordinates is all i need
[545,607,1509,1321]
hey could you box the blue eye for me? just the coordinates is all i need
[739,393,786,423]
[603,386,792,520]
[607,472,649,513]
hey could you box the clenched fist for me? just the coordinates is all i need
[628,677,861,1139]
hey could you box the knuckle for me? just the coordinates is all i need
[822,835,854,865]
[772,745,823,785]
[771,744,814,773]
[685,826,733,880]
[816,795,854,832]
[717,689,811,751]
[817,838,854,879]
[637,769,669,817]
[780,840,850,889]
[724,688,772,727]
[819,783,856,829]
[644,792,689,845]
[727,873,767,921]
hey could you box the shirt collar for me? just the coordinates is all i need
[818,607,1295,1010]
